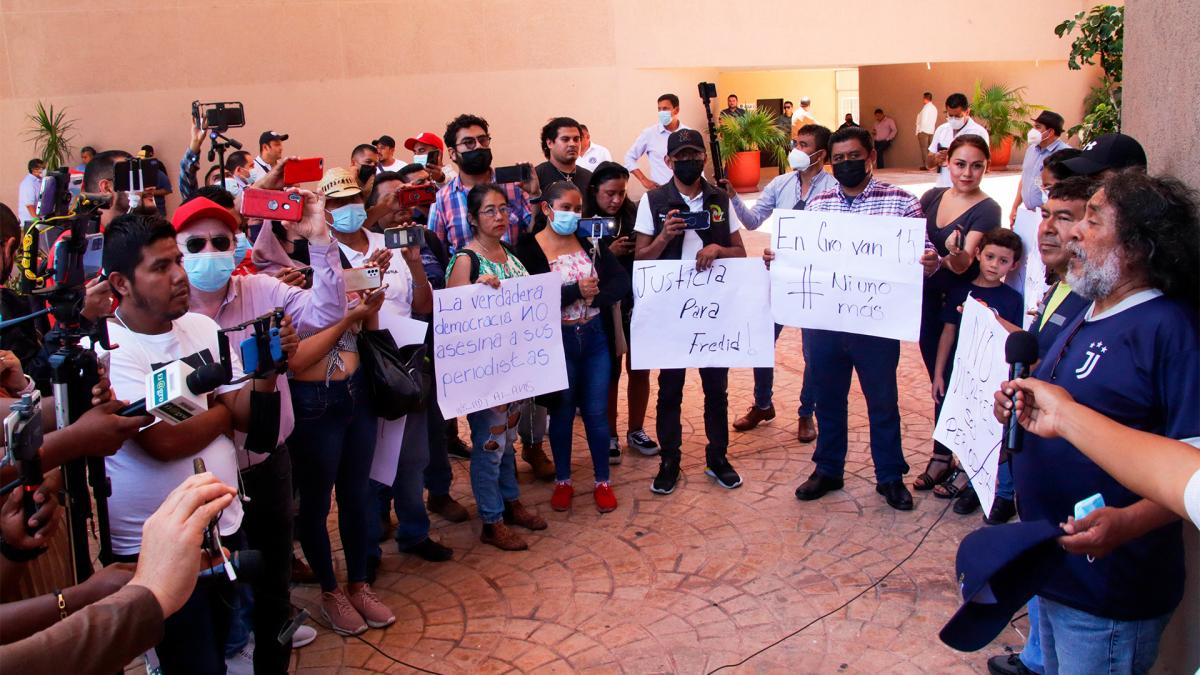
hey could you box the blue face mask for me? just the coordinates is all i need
[328,203,367,233]
[234,232,249,262]
[549,209,581,236]
[658,110,673,127]
[184,252,236,292]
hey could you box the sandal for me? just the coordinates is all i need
[913,455,952,491]
[933,469,970,499]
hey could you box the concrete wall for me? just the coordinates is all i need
[859,60,1101,171]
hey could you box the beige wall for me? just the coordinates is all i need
[716,69,840,129]
[859,60,1101,170]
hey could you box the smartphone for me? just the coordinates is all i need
[297,266,314,288]
[282,157,324,185]
[577,217,616,239]
[493,164,530,184]
[384,226,426,249]
[397,184,437,208]
[425,149,441,166]
[344,266,382,292]
[192,101,246,130]
[241,188,304,222]
[113,159,159,192]
[659,210,710,231]
[82,232,104,278]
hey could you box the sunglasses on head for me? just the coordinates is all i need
[182,235,232,254]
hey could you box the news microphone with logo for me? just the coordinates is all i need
[1003,331,1040,454]
[116,362,228,424]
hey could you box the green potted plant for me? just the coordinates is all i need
[970,82,1041,169]
[717,108,789,193]
[24,101,77,170]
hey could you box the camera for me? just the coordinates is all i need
[343,266,382,292]
[659,210,711,231]
[192,101,246,131]
[384,227,425,249]
[36,167,74,219]
[698,82,718,100]
[577,217,616,239]
[3,392,45,527]
[397,185,437,208]
[218,308,288,380]
[113,158,162,193]
[241,188,304,222]
[493,164,531,184]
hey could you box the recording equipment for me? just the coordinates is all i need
[397,184,437,207]
[241,188,304,222]
[192,458,237,581]
[282,157,323,185]
[696,81,725,182]
[192,101,246,131]
[659,210,711,231]
[217,308,288,381]
[384,226,425,249]
[578,217,616,239]
[493,164,531,184]
[1003,331,1039,454]
[424,149,441,166]
[36,167,74,219]
[198,549,263,583]
[297,266,314,287]
[344,266,382,292]
[113,158,160,193]
[115,361,229,423]
[3,392,44,532]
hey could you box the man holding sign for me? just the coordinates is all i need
[790,127,938,511]
[634,128,747,495]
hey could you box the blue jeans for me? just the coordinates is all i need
[467,403,522,524]
[1020,597,1045,674]
[752,324,816,416]
[289,372,378,592]
[1037,596,1172,675]
[996,459,1015,501]
[549,316,612,483]
[806,329,908,484]
[368,411,432,552]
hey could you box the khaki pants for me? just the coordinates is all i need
[916,132,932,168]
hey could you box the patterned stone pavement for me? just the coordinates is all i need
[286,218,1029,674]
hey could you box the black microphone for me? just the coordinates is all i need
[116,362,229,418]
[198,549,263,583]
[1003,331,1040,453]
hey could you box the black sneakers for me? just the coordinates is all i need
[627,430,659,456]
[651,458,680,494]
[608,437,622,465]
[705,460,743,489]
[876,480,914,511]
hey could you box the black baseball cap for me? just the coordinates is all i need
[667,129,705,157]
[1062,133,1147,176]
[258,130,289,147]
[939,520,1066,652]
[372,135,396,148]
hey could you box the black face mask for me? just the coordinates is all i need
[672,159,704,186]
[357,164,376,184]
[457,148,493,175]
[832,159,869,188]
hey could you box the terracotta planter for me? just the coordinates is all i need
[726,150,762,193]
[990,135,1014,169]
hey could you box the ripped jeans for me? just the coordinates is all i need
[467,402,524,524]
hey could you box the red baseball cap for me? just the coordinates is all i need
[404,132,444,152]
[172,196,238,233]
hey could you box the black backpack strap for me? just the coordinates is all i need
[453,249,482,283]
[337,246,353,270]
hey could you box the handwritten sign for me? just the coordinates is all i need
[432,272,567,416]
[932,298,1006,515]
[630,259,774,370]
[767,209,926,341]
[1010,208,1047,329]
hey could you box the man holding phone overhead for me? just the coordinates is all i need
[634,128,746,496]
[405,131,455,185]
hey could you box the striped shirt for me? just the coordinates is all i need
[807,177,924,218]
[428,174,532,252]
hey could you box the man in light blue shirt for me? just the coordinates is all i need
[1010,110,1070,224]
[624,93,690,190]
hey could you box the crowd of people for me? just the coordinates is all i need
[0,87,1197,675]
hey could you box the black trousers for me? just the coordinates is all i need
[240,449,295,674]
[656,368,729,465]
[875,139,893,168]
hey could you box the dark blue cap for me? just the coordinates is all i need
[939,520,1066,652]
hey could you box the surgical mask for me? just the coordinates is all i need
[234,232,249,262]
[672,159,704,185]
[788,148,813,171]
[832,159,869,188]
[221,178,243,198]
[183,252,236,292]
[413,153,428,166]
[1027,128,1042,145]
[658,110,673,127]
[948,115,968,131]
[549,209,581,236]
[458,148,492,175]
[328,203,367,233]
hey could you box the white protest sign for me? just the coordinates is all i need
[432,272,567,417]
[932,297,1007,515]
[630,259,774,370]
[1010,208,1047,329]
[768,209,926,341]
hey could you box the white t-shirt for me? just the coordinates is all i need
[17,174,40,222]
[99,312,246,555]
[578,144,613,171]
[929,118,990,187]
[338,230,418,319]
[633,189,741,261]
[1185,468,1200,527]
[377,159,406,173]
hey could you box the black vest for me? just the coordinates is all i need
[645,179,732,260]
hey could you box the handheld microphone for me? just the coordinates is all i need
[116,362,228,423]
[198,549,262,583]
[1003,331,1040,454]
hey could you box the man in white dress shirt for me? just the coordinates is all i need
[915,91,938,170]
[927,92,989,187]
[577,124,612,172]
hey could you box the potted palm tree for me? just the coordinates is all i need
[718,109,789,193]
[971,82,1041,169]
[24,101,77,170]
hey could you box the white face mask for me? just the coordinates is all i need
[1027,128,1043,145]
[413,154,428,166]
[788,148,813,171]
[948,115,968,132]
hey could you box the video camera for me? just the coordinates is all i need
[218,308,288,382]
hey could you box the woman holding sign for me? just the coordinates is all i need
[517,181,631,514]
[446,184,549,551]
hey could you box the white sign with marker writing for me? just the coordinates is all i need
[630,259,774,370]
[1010,208,1047,329]
[767,209,926,341]
[432,273,568,417]
[932,297,1007,516]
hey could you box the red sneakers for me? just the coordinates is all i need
[551,482,574,511]
[594,482,617,513]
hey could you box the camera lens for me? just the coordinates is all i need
[267,199,279,211]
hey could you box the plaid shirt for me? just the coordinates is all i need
[428,174,532,252]
[808,176,938,268]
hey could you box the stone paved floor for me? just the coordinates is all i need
[286,176,1032,673]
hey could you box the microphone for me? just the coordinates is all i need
[198,549,263,583]
[117,362,229,424]
[1003,331,1040,454]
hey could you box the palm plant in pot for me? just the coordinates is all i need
[718,108,789,193]
[970,81,1041,169]
[24,101,77,170]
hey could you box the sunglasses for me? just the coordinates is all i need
[182,235,233,254]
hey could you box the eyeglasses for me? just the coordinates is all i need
[181,235,232,254]
[479,205,511,218]
[456,134,492,151]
